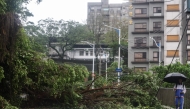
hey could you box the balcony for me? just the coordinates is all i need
[132,14,149,19]
[102,11,109,15]
[132,29,149,34]
[187,40,190,45]
[187,57,190,61]
[149,0,164,3]
[132,0,149,5]
[149,13,164,18]
[149,58,159,63]
[131,44,149,49]
[131,59,149,64]
[150,27,164,33]
[149,45,164,48]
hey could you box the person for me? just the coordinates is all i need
[173,78,186,109]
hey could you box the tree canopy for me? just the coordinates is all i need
[24,18,93,61]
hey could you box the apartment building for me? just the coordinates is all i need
[182,0,190,64]
[128,0,182,71]
[87,0,129,31]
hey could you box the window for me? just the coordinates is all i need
[90,51,93,56]
[134,23,147,32]
[188,21,190,29]
[134,52,146,62]
[135,8,147,17]
[86,51,89,56]
[187,51,190,61]
[153,52,159,61]
[103,8,109,11]
[167,4,179,11]
[167,50,179,57]
[134,67,146,72]
[153,36,161,46]
[167,20,179,27]
[79,51,84,56]
[188,35,190,45]
[97,9,101,13]
[153,7,161,13]
[117,10,121,15]
[153,22,161,31]
[58,47,62,52]
[134,37,147,47]
[102,8,109,15]
[167,35,179,42]
[99,51,103,56]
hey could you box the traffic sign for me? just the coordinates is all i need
[115,68,122,72]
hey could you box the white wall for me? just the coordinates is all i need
[164,0,182,65]
[49,46,110,60]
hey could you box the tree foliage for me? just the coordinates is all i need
[102,18,128,63]
[80,71,161,109]
[24,21,48,53]
[0,0,165,108]
[24,18,93,61]
[152,62,190,87]
[0,28,90,108]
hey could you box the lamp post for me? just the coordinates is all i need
[150,37,161,66]
[104,25,121,84]
[105,52,108,80]
[81,41,95,89]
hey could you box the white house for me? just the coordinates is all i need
[48,43,110,61]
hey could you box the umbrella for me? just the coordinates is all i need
[163,72,187,83]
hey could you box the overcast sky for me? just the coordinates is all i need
[27,0,126,24]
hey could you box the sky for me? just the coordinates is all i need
[27,0,126,24]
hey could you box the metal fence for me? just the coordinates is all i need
[157,88,190,109]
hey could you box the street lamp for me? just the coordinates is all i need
[105,52,108,80]
[149,37,161,66]
[104,25,121,84]
[81,41,95,89]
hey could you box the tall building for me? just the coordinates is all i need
[182,0,190,64]
[128,0,182,71]
[87,0,129,32]
[164,0,182,65]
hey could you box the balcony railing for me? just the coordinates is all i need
[131,58,149,64]
[134,43,146,47]
[134,14,148,17]
[102,11,109,15]
[188,57,190,61]
[134,28,147,32]
[188,40,190,45]
[149,59,159,63]
[149,0,164,2]
[153,27,161,31]
[188,25,190,30]
[134,58,147,62]
[133,0,147,3]
[132,44,148,49]
[153,58,158,61]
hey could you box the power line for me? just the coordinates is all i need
[125,10,185,45]
[126,11,186,45]
[169,19,190,65]
[124,11,186,62]
[155,12,189,99]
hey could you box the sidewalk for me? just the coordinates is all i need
[162,105,175,109]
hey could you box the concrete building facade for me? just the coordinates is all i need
[128,0,182,71]
[181,0,190,64]
[128,0,164,71]
[87,0,129,32]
